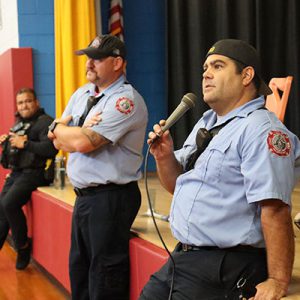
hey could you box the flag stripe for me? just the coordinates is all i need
[109,0,124,41]
[110,5,122,15]
[110,21,122,32]
[111,28,122,36]
[110,13,122,24]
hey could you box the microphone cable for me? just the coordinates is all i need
[144,143,176,300]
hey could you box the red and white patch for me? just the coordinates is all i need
[267,130,291,156]
[115,97,134,114]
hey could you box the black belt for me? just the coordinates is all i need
[180,243,265,253]
[74,182,134,197]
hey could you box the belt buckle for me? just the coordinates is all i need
[182,244,189,252]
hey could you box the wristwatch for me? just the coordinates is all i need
[48,121,60,133]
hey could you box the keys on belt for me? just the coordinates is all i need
[182,244,194,251]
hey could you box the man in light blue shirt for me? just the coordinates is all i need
[48,35,148,300]
[140,39,300,300]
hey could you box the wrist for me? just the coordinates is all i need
[153,148,175,161]
[48,120,61,134]
[268,277,289,291]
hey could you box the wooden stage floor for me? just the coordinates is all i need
[0,242,70,300]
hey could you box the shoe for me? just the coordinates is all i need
[16,239,32,270]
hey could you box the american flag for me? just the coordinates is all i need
[109,0,124,41]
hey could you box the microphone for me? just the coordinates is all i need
[161,93,197,132]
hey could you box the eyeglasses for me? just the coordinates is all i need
[16,99,36,106]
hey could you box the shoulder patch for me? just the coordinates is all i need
[115,97,134,114]
[267,130,291,157]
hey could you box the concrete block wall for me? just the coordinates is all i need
[17,0,55,117]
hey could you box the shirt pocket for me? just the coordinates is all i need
[196,138,232,181]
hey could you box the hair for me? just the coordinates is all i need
[16,87,37,99]
[233,60,260,92]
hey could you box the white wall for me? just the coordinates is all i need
[0,0,19,55]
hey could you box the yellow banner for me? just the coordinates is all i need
[54,0,97,118]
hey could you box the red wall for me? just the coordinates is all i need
[29,190,169,298]
[31,191,72,291]
[129,237,168,299]
[0,48,33,189]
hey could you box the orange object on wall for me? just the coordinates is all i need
[265,76,293,123]
[0,48,33,189]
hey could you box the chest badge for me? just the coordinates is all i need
[267,130,291,156]
[115,97,134,114]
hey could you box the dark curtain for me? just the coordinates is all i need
[167,0,300,149]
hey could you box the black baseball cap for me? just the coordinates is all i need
[75,35,126,60]
[206,39,272,96]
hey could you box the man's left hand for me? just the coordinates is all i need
[83,112,102,128]
[8,133,28,149]
[248,278,287,300]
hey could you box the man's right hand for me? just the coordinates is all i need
[147,120,182,194]
[147,120,175,161]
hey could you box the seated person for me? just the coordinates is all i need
[0,87,57,270]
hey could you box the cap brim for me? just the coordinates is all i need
[75,47,109,60]
[258,78,273,96]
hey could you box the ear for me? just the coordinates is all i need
[242,66,255,86]
[113,56,124,71]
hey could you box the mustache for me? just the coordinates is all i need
[86,69,96,75]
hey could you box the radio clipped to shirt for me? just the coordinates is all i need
[185,118,235,171]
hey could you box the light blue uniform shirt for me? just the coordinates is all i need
[62,75,148,188]
[172,96,300,248]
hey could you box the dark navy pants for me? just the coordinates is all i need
[69,181,141,300]
[0,170,48,250]
[139,243,267,300]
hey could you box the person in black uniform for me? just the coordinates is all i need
[0,87,57,270]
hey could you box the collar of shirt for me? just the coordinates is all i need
[202,96,265,130]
